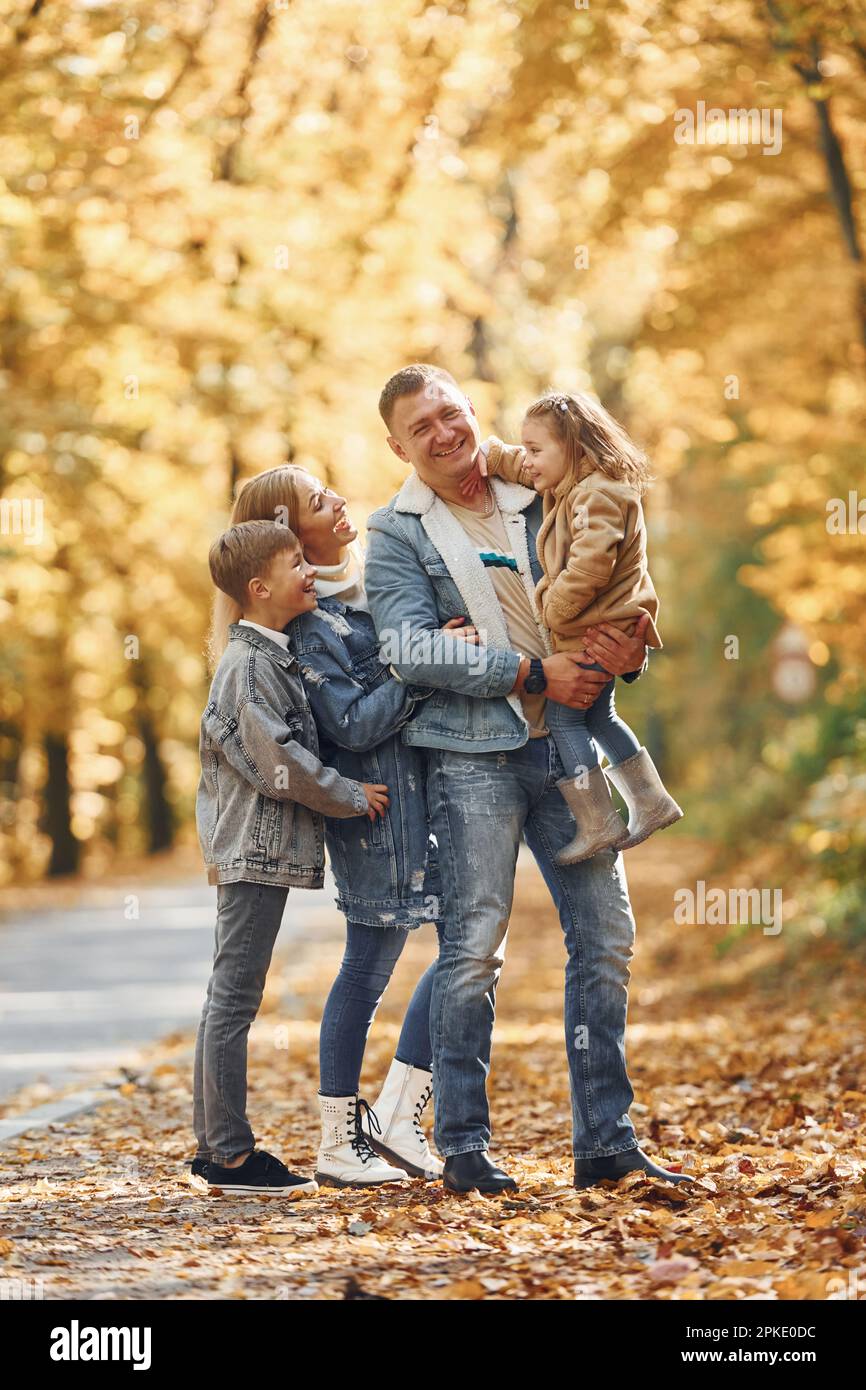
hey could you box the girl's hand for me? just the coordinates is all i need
[442,616,480,644]
[458,451,489,499]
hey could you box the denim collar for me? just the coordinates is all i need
[228,622,298,669]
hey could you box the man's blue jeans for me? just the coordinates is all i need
[425,733,639,1161]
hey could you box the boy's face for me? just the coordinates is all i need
[246,545,318,625]
[386,380,482,488]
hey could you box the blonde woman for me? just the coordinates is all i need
[209,465,475,1187]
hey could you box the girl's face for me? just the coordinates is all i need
[291,471,358,564]
[520,417,573,492]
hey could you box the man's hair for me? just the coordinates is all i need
[378,363,458,430]
[208,519,300,607]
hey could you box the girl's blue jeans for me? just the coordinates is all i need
[545,663,641,777]
[319,919,442,1097]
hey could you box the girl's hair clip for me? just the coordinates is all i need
[555,395,570,412]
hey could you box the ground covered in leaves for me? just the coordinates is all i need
[1,839,865,1300]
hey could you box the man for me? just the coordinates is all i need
[364,364,692,1194]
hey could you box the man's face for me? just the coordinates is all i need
[386,380,482,489]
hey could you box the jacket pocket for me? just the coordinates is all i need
[357,749,387,848]
[252,792,284,860]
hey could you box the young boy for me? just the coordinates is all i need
[191,519,389,1196]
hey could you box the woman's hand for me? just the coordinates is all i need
[442,616,480,644]
[458,451,489,499]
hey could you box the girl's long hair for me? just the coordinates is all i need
[206,465,307,672]
[524,391,653,495]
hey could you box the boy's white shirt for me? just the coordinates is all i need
[238,618,291,650]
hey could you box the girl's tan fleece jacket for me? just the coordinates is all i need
[485,437,663,656]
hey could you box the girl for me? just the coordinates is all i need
[466,390,682,865]
[209,465,476,1186]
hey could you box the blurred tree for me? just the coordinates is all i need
[0,0,862,930]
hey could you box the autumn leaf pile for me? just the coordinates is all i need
[1,839,864,1300]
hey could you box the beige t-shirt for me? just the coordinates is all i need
[444,496,549,737]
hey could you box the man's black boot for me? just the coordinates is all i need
[443,1151,518,1194]
[574,1147,695,1189]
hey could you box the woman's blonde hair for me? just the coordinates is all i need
[524,390,653,495]
[207,465,307,670]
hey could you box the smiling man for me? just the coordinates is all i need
[363,364,692,1194]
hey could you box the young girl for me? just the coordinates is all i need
[467,390,682,865]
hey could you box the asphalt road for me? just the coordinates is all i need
[0,873,340,1103]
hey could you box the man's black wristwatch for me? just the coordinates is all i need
[523,656,547,695]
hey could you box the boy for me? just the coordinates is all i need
[191,519,389,1196]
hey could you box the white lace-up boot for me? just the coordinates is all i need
[368,1060,444,1180]
[315,1094,409,1187]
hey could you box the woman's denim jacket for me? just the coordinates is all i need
[288,598,440,930]
[196,623,369,889]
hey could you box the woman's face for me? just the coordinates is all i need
[291,471,358,564]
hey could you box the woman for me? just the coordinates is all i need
[208,464,476,1187]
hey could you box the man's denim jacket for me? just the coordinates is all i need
[195,623,369,888]
[364,470,645,754]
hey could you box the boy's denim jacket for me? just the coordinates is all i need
[195,623,369,888]
[364,465,645,754]
[288,597,440,930]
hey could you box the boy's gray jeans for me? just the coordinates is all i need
[193,881,288,1165]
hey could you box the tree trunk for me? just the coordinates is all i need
[139,712,174,854]
[43,732,79,876]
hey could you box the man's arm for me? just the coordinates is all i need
[366,512,617,710]
[364,517,521,697]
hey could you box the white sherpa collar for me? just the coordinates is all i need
[392,470,553,727]
[393,467,537,519]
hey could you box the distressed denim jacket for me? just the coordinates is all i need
[288,597,440,929]
[195,623,369,888]
[364,471,646,754]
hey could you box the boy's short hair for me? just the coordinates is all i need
[208,519,300,607]
[378,363,458,430]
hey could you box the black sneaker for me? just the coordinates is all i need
[188,1157,210,1191]
[207,1149,318,1198]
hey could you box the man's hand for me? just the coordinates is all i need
[582,614,649,676]
[458,451,488,500]
[512,653,608,710]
